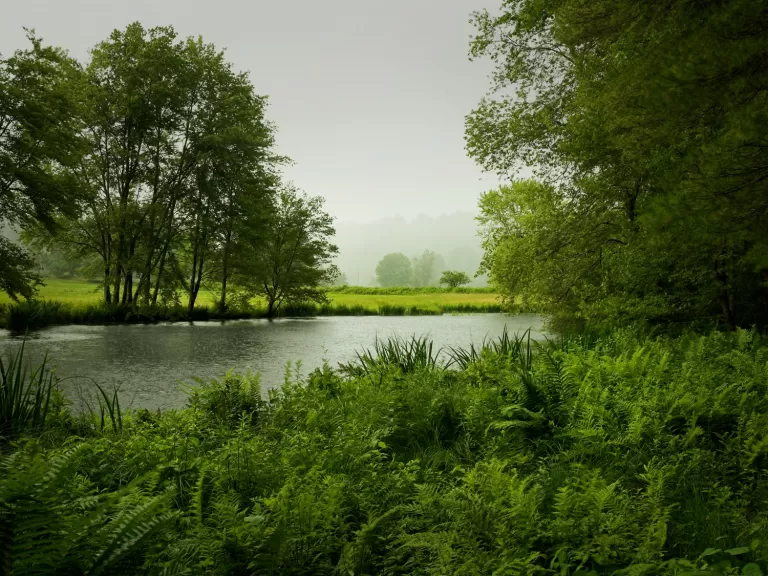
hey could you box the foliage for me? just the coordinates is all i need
[467,0,768,330]
[410,250,444,287]
[6,24,287,314]
[0,446,177,575]
[0,34,84,300]
[338,335,442,377]
[439,269,471,288]
[188,371,265,428]
[1,328,768,573]
[0,341,55,442]
[251,186,339,317]
[375,253,413,287]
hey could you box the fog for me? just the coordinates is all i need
[0,0,500,224]
[2,0,499,287]
[333,211,486,286]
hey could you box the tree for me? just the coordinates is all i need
[440,270,470,288]
[467,0,768,328]
[0,33,84,299]
[37,24,281,313]
[253,187,338,317]
[375,253,412,287]
[411,250,444,287]
[179,44,279,314]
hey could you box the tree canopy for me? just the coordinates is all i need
[0,34,84,299]
[375,253,412,287]
[440,270,470,288]
[1,24,336,313]
[468,0,768,329]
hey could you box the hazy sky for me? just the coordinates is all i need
[1,0,500,223]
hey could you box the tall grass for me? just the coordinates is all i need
[340,335,442,376]
[447,326,534,369]
[1,298,505,331]
[0,341,55,441]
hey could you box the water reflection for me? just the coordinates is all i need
[0,314,545,411]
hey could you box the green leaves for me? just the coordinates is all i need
[4,328,768,573]
[469,0,768,329]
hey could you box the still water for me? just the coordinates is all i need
[0,314,545,411]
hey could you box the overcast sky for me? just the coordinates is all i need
[1,0,500,224]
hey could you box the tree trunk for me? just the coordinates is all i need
[122,273,133,306]
[220,263,228,311]
[219,230,232,311]
[152,250,166,306]
[113,267,121,306]
[103,262,112,304]
[187,244,199,316]
[715,259,736,330]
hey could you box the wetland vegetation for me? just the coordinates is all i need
[2,0,768,574]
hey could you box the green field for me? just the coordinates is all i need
[0,278,501,312]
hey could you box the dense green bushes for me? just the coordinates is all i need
[2,328,768,574]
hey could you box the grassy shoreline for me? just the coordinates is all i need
[0,298,505,332]
[1,327,766,573]
[0,279,508,331]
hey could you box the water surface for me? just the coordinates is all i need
[0,314,544,411]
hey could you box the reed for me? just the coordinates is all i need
[0,341,56,441]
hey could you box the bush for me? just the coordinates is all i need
[187,371,265,427]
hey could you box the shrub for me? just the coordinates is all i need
[187,371,265,427]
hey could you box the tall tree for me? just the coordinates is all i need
[467,0,768,328]
[411,250,443,287]
[181,52,279,314]
[0,34,84,299]
[44,24,281,312]
[253,187,338,317]
[375,253,412,287]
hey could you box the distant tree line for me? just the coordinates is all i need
[373,250,471,288]
[468,0,768,330]
[1,24,337,316]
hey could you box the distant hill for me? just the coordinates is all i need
[332,212,487,286]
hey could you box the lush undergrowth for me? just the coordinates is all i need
[0,297,503,331]
[1,328,767,574]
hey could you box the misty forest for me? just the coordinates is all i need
[1,0,768,574]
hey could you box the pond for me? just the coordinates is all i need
[0,314,546,411]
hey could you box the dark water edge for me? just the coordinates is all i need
[0,314,545,411]
[0,300,509,332]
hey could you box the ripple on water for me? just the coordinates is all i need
[0,314,546,411]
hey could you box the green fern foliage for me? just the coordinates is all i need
[1,329,768,574]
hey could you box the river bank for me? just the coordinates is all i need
[0,281,510,331]
[2,327,766,574]
[0,314,545,410]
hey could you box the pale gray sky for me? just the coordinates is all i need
[1,0,500,223]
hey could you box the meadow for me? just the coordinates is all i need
[1,327,766,574]
[0,279,505,330]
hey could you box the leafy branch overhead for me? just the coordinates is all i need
[468,0,768,330]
